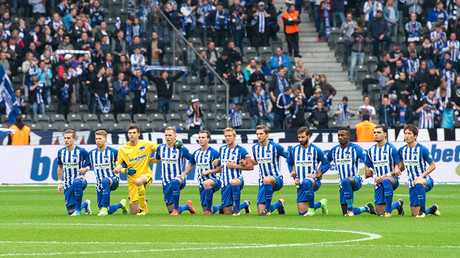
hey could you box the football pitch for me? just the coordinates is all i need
[1,184,459,257]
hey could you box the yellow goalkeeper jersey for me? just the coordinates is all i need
[116,140,158,183]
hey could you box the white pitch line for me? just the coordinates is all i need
[0,223,381,256]
[317,244,460,249]
[0,241,258,246]
[394,194,460,198]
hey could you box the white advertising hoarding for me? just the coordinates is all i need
[0,142,459,185]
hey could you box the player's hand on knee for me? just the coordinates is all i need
[294,178,300,185]
[201,170,209,176]
[78,167,89,174]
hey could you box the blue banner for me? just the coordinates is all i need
[0,66,20,124]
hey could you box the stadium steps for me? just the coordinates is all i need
[294,12,362,127]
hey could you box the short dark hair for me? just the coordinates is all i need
[404,124,418,136]
[297,126,311,136]
[127,124,140,132]
[256,125,270,134]
[342,96,348,101]
[199,130,211,139]
[374,125,387,134]
[338,127,350,135]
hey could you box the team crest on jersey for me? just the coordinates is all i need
[72,154,78,158]
[139,146,145,152]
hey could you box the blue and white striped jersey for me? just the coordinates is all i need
[219,145,252,187]
[190,147,221,187]
[286,143,330,181]
[442,40,460,61]
[57,146,89,190]
[326,142,367,182]
[417,108,436,129]
[156,144,192,186]
[398,143,434,188]
[364,142,402,182]
[430,31,446,52]
[252,141,289,185]
[87,146,120,192]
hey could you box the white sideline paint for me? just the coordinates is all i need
[0,223,381,256]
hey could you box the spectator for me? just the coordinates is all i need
[378,95,396,128]
[228,63,247,104]
[368,10,391,60]
[349,26,370,82]
[180,0,197,39]
[308,99,329,128]
[436,85,451,106]
[395,98,414,127]
[290,87,307,129]
[229,5,245,53]
[194,50,213,85]
[35,60,52,105]
[318,0,332,43]
[269,67,290,103]
[420,37,435,69]
[251,2,270,48]
[405,50,420,82]
[216,51,232,79]
[246,84,274,128]
[90,66,109,114]
[0,52,10,75]
[147,31,165,70]
[14,88,27,114]
[29,0,46,20]
[438,102,460,129]
[58,71,73,121]
[112,72,130,122]
[335,96,356,127]
[307,88,326,111]
[301,73,320,99]
[182,42,197,71]
[147,69,185,115]
[405,13,422,44]
[281,3,301,56]
[442,61,457,90]
[94,21,111,43]
[130,46,146,74]
[270,46,291,74]
[332,0,345,27]
[416,99,437,129]
[292,59,308,85]
[355,113,376,142]
[452,77,460,107]
[8,115,30,145]
[248,64,266,88]
[442,33,460,65]
[111,30,128,60]
[379,65,394,95]
[273,86,293,129]
[341,12,359,65]
[358,96,377,122]
[427,1,448,31]
[89,0,105,26]
[130,69,148,118]
[318,74,336,105]
[224,41,242,64]
[197,0,215,43]
[28,72,45,123]
[244,58,257,81]
[229,103,243,129]
[363,0,383,24]
[430,24,447,61]
[406,0,424,18]
[121,16,134,46]
[390,71,412,101]
[206,41,219,68]
[186,98,204,130]
[208,2,228,47]
[383,0,399,39]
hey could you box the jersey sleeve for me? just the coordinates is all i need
[286,148,295,166]
[148,141,158,152]
[155,146,161,160]
[116,147,127,167]
[57,149,63,166]
[189,150,197,165]
[326,147,334,163]
[180,147,193,161]
[390,144,402,164]
[239,146,252,162]
[252,145,258,161]
[316,147,330,174]
[85,150,93,168]
[355,144,367,161]
[79,148,89,168]
[364,151,374,168]
[275,143,289,158]
[421,145,434,164]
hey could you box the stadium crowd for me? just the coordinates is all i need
[0,0,460,132]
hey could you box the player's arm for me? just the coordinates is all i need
[364,153,374,179]
[389,146,404,176]
[251,145,258,165]
[275,143,289,159]
[316,149,330,179]
[202,165,222,176]
[149,157,160,164]
[78,155,92,174]
[418,147,436,178]
[57,165,63,194]
[180,163,195,179]
[227,158,254,170]
[286,150,298,183]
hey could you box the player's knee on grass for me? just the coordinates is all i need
[230,178,240,186]
[73,178,82,188]
[263,176,276,185]
[130,203,139,215]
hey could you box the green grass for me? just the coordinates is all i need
[0,184,459,257]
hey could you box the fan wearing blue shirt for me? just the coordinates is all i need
[398,124,440,218]
[182,130,222,215]
[364,126,405,217]
[326,127,376,216]
[287,126,330,216]
[251,125,289,216]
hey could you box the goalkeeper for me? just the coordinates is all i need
[113,124,159,216]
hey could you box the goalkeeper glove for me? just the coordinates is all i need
[174,140,184,149]
[123,168,137,176]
